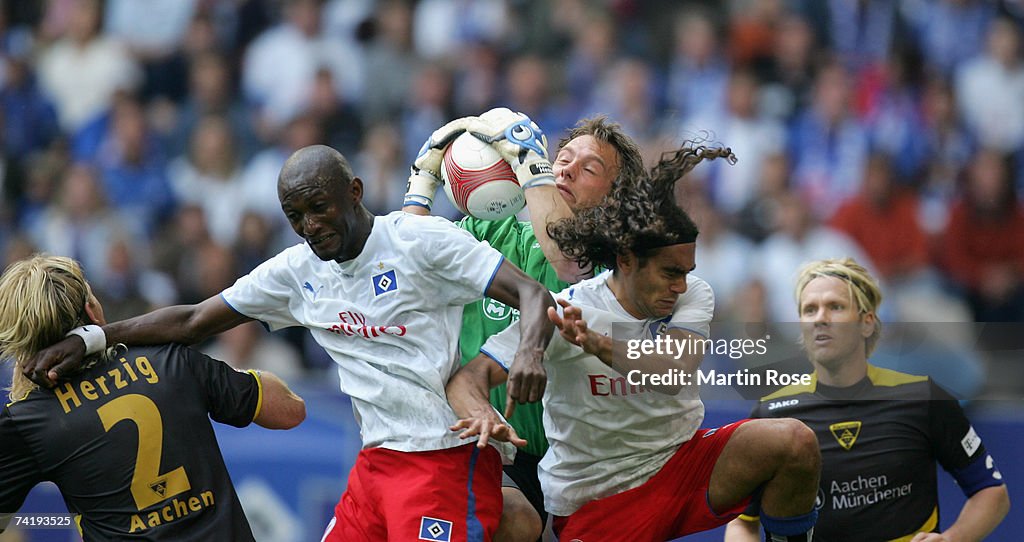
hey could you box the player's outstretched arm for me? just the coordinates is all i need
[23,295,252,387]
[483,260,555,417]
[921,485,1009,542]
[446,354,524,448]
[253,371,306,430]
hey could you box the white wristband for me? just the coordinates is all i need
[65,325,106,356]
[404,171,443,209]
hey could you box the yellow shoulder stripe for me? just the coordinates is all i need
[866,364,927,387]
[247,370,264,423]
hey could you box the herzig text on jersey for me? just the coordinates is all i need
[327,310,407,338]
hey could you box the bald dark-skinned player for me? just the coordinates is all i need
[22,145,556,542]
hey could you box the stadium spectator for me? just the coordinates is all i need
[857,50,930,181]
[359,0,416,125]
[503,54,577,142]
[0,254,305,539]
[725,257,1010,541]
[904,0,995,76]
[955,17,1024,153]
[666,7,729,120]
[735,152,791,243]
[167,114,248,246]
[787,62,869,219]
[92,236,177,323]
[24,144,557,542]
[404,111,647,541]
[590,57,667,157]
[830,154,930,284]
[564,8,619,115]
[822,0,900,72]
[681,67,786,214]
[29,163,135,284]
[0,47,59,158]
[89,94,176,236]
[692,196,756,317]
[751,192,874,324]
[918,76,975,235]
[940,149,1024,322]
[448,144,820,542]
[169,51,258,162]
[412,0,508,62]
[353,122,406,216]
[103,0,197,102]
[36,0,140,133]
[241,0,363,131]
[400,62,454,173]
[150,204,215,303]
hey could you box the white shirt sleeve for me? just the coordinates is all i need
[666,275,715,338]
[406,216,505,306]
[221,248,301,331]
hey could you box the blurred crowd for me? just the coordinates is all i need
[1,0,1023,379]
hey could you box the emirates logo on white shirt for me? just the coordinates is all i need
[327,310,407,338]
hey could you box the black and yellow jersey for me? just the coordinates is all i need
[743,364,1004,542]
[0,343,263,541]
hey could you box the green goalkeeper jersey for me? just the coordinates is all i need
[458,215,567,457]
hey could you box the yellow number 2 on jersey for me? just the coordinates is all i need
[97,394,192,510]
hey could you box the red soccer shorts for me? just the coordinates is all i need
[321,443,502,542]
[553,419,754,541]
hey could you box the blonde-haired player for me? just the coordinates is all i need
[726,258,1010,542]
[0,255,304,539]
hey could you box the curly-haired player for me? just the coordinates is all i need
[447,142,823,542]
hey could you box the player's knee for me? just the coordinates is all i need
[496,488,542,542]
[778,418,820,472]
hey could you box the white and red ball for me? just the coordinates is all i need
[442,133,525,220]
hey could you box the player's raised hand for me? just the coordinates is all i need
[548,299,602,355]
[468,108,555,191]
[450,416,528,449]
[23,336,88,387]
[404,116,480,211]
[505,346,546,419]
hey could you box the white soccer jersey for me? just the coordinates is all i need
[222,211,505,453]
[481,270,714,516]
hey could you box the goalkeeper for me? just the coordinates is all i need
[403,109,645,541]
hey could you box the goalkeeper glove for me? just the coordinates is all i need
[404,116,477,210]
[469,108,555,190]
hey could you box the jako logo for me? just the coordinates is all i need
[768,399,799,410]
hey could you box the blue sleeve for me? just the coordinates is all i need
[928,382,1004,496]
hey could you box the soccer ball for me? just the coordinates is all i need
[442,133,525,220]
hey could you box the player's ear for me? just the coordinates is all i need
[617,251,636,273]
[83,293,106,327]
[350,177,364,204]
[860,311,876,338]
